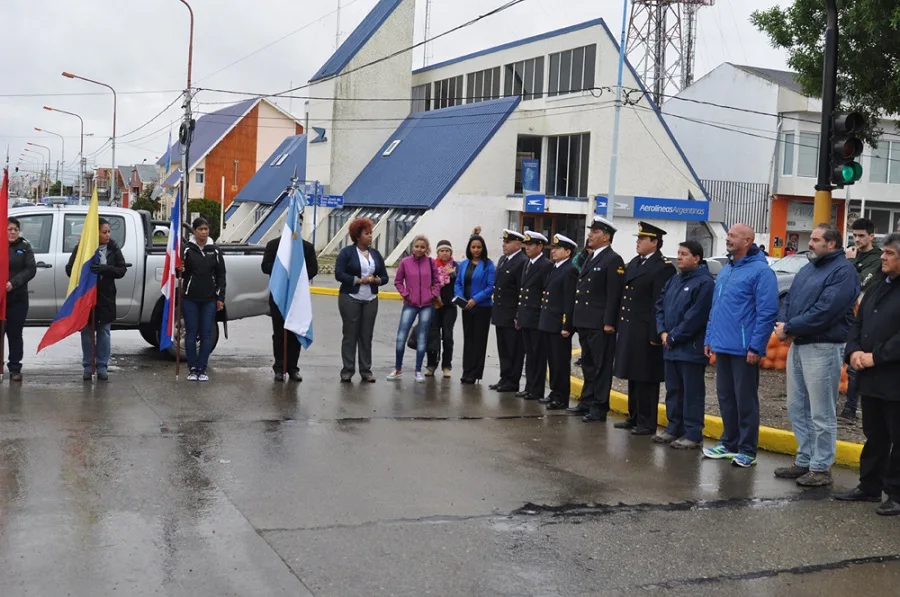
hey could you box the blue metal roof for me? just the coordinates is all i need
[156,98,259,178]
[596,20,711,202]
[343,96,520,210]
[309,0,403,83]
[224,203,239,222]
[233,134,307,205]
[247,193,289,244]
[413,18,606,75]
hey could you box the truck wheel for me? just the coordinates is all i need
[140,323,160,347]
[160,319,221,360]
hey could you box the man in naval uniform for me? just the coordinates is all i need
[515,232,554,400]
[491,229,528,393]
[614,221,677,435]
[571,216,625,422]
[538,234,579,410]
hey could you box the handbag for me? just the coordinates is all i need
[407,323,419,350]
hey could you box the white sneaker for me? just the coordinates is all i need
[442,368,452,378]
[198,373,209,382]
[415,372,426,383]
[187,372,199,381]
[386,370,402,381]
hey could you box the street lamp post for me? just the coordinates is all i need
[34,128,64,197]
[44,106,85,204]
[178,0,195,232]
[26,143,51,198]
[62,72,116,204]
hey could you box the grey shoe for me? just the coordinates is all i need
[797,470,833,487]
[651,432,678,444]
[670,437,702,450]
[774,465,810,479]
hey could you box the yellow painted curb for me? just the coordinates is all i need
[569,375,863,468]
[310,286,403,300]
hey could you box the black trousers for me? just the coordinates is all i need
[4,300,28,373]
[495,325,524,388]
[427,305,457,370]
[544,331,572,403]
[271,296,301,374]
[859,395,900,500]
[578,328,616,416]
[628,380,661,431]
[461,306,492,380]
[522,327,547,397]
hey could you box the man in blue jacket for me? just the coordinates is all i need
[655,240,714,449]
[703,224,779,467]
[774,224,860,487]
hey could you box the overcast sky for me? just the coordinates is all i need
[0,0,789,182]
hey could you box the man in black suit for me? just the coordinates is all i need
[539,234,579,410]
[491,229,528,392]
[571,216,626,422]
[614,221,677,435]
[261,224,319,382]
[515,232,554,400]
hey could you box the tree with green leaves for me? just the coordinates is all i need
[187,198,222,240]
[131,184,161,216]
[752,0,900,142]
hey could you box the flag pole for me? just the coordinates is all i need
[283,330,288,382]
[176,282,182,380]
[1,321,5,381]
[91,308,96,381]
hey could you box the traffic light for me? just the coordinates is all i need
[830,111,865,187]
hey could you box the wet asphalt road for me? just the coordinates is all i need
[1,295,898,596]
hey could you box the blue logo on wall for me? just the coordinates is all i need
[524,194,546,214]
[633,197,709,221]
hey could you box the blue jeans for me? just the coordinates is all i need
[716,353,760,457]
[183,299,217,372]
[81,323,112,373]
[663,360,706,442]
[395,304,434,371]
[786,342,844,471]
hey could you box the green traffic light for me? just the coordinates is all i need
[840,162,863,183]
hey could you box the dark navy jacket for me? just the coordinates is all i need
[656,263,715,363]
[334,245,389,296]
[778,250,860,345]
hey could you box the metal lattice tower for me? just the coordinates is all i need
[626,0,715,105]
[423,0,434,67]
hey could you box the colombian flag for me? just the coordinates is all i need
[37,187,101,353]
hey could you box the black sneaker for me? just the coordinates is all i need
[10,372,22,383]
[838,408,857,422]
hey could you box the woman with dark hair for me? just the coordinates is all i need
[180,217,226,382]
[5,216,36,382]
[66,217,127,381]
[335,217,389,383]
[454,227,496,384]
[426,239,458,378]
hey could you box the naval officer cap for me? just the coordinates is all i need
[636,221,667,238]
[551,233,578,251]
[502,229,526,242]
[588,216,617,234]
[523,231,549,245]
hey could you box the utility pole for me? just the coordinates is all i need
[336,0,342,50]
[605,0,631,231]
[814,0,839,226]
[178,0,196,234]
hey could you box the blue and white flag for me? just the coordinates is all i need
[269,187,313,348]
[164,128,173,174]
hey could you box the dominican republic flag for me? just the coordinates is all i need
[159,189,182,351]
[37,186,100,353]
[269,186,313,348]
[0,164,8,321]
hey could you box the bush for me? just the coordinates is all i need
[187,198,223,239]
[131,198,160,215]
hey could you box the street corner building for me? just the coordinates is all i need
[226,0,727,265]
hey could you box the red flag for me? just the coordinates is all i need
[0,166,9,320]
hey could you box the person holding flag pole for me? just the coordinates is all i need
[38,186,127,381]
[268,174,314,378]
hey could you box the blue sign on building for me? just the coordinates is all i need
[524,194,546,214]
[633,196,710,221]
[595,196,608,216]
[521,159,540,193]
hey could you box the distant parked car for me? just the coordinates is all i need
[769,253,809,308]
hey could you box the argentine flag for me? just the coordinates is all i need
[269,186,314,348]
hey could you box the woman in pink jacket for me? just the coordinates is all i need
[388,235,440,383]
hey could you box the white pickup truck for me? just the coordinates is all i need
[11,205,270,354]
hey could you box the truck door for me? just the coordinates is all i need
[14,211,58,322]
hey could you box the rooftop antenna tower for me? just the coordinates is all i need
[626,0,715,104]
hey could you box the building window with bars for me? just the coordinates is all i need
[503,56,545,101]
[548,44,596,97]
[411,84,431,113]
[546,133,591,198]
[466,66,502,103]
[433,75,464,109]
